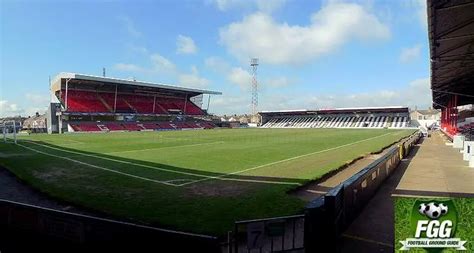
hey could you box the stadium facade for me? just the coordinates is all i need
[259,106,411,129]
[47,72,221,134]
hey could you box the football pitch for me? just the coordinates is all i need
[0,128,415,235]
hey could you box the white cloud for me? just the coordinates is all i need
[210,94,250,115]
[119,16,141,37]
[150,53,176,73]
[129,45,148,54]
[264,77,291,88]
[256,0,288,13]
[0,100,23,117]
[399,44,422,63]
[219,2,390,64]
[227,67,252,90]
[205,56,231,74]
[114,53,176,75]
[178,66,210,88]
[26,93,49,105]
[114,63,145,72]
[211,77,432,115]
[176,35,198,54]
[0,94,49,117]
[304,78,431,109]
[210,0,287,12]
[414,0,427,28]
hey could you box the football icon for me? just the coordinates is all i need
[418,203,427,215]
[439,203,448,215]
[425,202,441,219]
[418,202,448,219]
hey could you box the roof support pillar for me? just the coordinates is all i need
[183,94,188,115]
[65,78,72,110]
[114,84,118,113]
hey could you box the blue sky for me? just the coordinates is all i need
[0,0,430,117]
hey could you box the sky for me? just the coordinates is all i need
[0,0,431,117]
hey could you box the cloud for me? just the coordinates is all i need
[0,100,23,117]
[210,0,287,12]
[227,67,252,90]
[129,45,148,54]
[0,93,50,117]
[264,77,291,88]
[119,16,141,37]
[114,63,145,72]
[399,44,422,63]
[205,56,231,74]
[176,35,198,54]
[304,77,431,109]
[210,94,250,115]
[178,66,210,88]
[219,2,390,64]
[150,53,176,73]
[114,53,176,75]
[26,93,50,105]
[414,0,427,28]
[211,77,432,115]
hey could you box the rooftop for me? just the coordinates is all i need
[50,72,222,95]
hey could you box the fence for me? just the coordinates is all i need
[0,199,220,252]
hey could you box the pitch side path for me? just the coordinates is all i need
[340,131,474,253]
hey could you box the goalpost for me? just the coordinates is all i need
[2,120,17,144]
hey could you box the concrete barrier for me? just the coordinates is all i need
[304,131,421,252]
[0,199,220,252]
[453,134,465,149]
[463,141,474,161]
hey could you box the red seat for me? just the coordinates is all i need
[62,90,110,113]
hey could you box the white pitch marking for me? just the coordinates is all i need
[164,179,196,184]
[17,143,178,186]
[22,140,215,179]
[20,140,301,186]
[105,141,224,155]
[216,178,301,186]
[180,132,395,186]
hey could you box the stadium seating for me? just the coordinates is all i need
[68,120,215,133]
[261,114,410,129]
[70,123,102,132]
[62,90,110,113]
[61,90,204,115]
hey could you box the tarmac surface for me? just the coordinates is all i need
[340,131,474,252]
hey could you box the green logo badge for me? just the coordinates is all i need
[399,199,467,251]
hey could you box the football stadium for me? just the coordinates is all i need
[1,1,474,253]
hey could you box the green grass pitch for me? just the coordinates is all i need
[0,128,414,235]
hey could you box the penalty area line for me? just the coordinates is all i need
[16,143,179,187]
